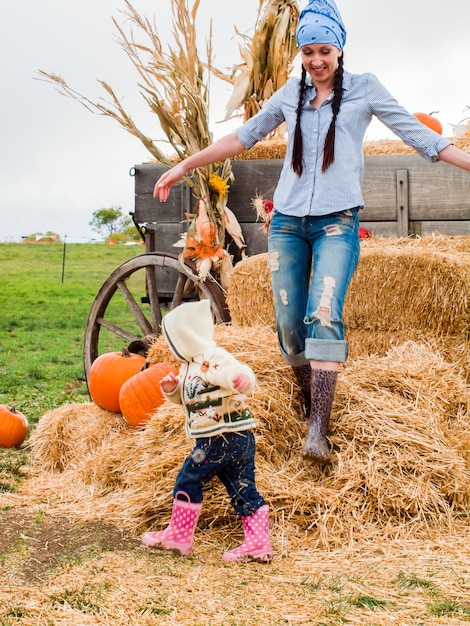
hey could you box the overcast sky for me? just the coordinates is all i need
[1,0,469,242]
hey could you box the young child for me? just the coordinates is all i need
[142,299,272,563]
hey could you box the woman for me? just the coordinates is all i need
[153,0,470,463]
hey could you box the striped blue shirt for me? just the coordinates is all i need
[236,71,452,217]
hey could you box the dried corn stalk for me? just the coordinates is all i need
[213,0,300,133]
[37,0,240,287]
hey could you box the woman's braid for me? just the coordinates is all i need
[291,66,308,176]
[321,54,344,173]
[291,56,345,177]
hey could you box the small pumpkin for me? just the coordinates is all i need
[119,362,178,427]
[88,347,146,413]
[413,112,443,135]
[0,405,29,448]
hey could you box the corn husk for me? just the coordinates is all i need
[213,1,299,132]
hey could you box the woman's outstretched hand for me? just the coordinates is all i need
[152,133,246,202]
[153,162,187,202]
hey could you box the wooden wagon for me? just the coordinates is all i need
[82,155,470,380]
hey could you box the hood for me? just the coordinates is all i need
[162,299,216,362]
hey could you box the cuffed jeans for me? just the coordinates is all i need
[174,431,265,516]
[268,209,360,365]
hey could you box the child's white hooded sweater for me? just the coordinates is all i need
[162,300,257,438]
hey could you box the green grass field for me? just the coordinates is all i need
[0,242,144,488]
[0,242,142,425]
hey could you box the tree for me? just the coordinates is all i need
[122,223,142,242]
[89,207,132,238]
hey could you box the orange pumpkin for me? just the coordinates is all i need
[88,348,146,413]
[0,405,29,448]
[413,112,443,135]
[119,362,178,427]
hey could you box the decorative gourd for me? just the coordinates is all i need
[88,348,146,413]
[0,405,29,448]
[119,362,178,427]
[413,112,443,135]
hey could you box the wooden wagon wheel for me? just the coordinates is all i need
[83,252,229,383]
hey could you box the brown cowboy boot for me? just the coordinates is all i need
[292,365,312,418]
[302,369,338,463]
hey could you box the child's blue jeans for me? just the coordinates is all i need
[173,431,265,516]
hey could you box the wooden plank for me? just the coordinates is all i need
[361,157,398,219]
[414,221,470,236]
[132,163,168,194]
[359,206,397,222]
[358,222,401,237]
[139,223,188,255]
[134,194,185,223]
[410,204,470,221]
[360,204,470,224]
[407,157,470,212]
[133,163,193,223]
[133,157,470,239]
[229,160,283,222]
[134,160,282,224]
[235,222,268,256]
[396,169,409,237]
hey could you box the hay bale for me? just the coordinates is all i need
[230,136,470,160]
[364,134,470,155]
[346,329,470,380]
[344,237,470,336]
[226,236,470,374]
[233,137,287,161]
[28,403,126,473]
[26,327,470,548]
[225,253,274,327]
[27,235,469,547]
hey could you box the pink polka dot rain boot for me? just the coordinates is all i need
[142,491,202,557]
[222,504,273,563]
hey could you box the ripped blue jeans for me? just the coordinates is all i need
[268,209,360,365]
[173,431,265,516]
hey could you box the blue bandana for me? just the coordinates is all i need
[296,0,347,50]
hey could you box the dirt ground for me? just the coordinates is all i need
[2,500,470,626]
[0,507,138,584]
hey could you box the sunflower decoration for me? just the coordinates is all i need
[209,174,230,200]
